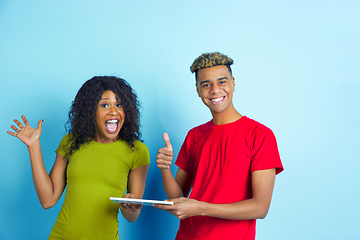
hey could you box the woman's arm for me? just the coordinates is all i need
[120,164,149,222]
[7,115,67,209]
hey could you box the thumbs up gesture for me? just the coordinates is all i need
[156,132,174,169]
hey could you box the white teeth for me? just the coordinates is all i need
[105,119,118,132]
[106,120,118,123]
[211,97,224,102]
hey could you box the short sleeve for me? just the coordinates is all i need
[55,134,71,157]
[250,127,284,175]
[175,131,193,174]
[131,141,150,170]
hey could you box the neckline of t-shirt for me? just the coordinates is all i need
[210,115,247,127]
[91,138,124,145]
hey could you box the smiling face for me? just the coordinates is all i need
[93,90,125,143]
[196,65,237,120]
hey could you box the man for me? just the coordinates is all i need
[155,52,284,240]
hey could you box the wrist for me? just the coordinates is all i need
[27,140,41,150]
[160,168,172,175]
[198,200,210,217]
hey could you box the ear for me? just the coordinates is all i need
[232,77,235,91]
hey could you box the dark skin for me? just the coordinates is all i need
[7,91,149,222]
[154,65,276,220]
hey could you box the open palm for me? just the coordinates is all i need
[7,115,43,147]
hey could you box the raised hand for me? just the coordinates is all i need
[7,115,43,147]
[156,132,174,169]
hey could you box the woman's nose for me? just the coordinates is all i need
[109,105,118,115]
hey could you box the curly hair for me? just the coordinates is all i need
[190,52,234,81]
[64,76,141,158]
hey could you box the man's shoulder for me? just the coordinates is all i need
[242,116,274,136]
[188,120,213,133]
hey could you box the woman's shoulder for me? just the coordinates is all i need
[131,139,149,151]
[129,140,150,164]
[59,133,79,147]
[61,133,71,140]
[56,133,73,157]
[58,133,71,146]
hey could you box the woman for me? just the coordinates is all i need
[7,76,150,239]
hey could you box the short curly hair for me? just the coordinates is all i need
[65,76,141,158]
[190,52,234,73]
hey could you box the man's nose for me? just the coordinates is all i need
[210,84,221,93]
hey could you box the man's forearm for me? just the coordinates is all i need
[160,169,184,199]
[197,198,270,220]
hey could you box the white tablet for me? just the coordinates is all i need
[110,197,174,206]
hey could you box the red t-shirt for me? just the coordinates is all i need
[175,116,284,240]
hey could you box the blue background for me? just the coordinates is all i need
[1,1,359,239]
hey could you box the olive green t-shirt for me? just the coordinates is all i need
[48,134,150,240]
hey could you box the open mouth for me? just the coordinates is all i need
[210,96,225,104]
[105,119,119,133]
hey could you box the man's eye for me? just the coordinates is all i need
[203,84,210,87]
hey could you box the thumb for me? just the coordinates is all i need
[37,119,44,130]
[163,132,173,151]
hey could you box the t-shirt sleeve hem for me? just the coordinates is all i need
[55,149,65,157]
[251,166,284,175]
[175,161,191,174]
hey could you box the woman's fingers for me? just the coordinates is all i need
[21,115,30,126]
[10,125,20,132]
